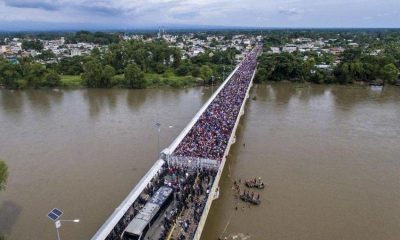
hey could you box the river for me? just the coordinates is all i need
[0,83,399,240]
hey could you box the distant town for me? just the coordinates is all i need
[0,31,372,66]
[0,31,261,64]
[0,29,399,89]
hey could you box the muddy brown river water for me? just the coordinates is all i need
[0,83,399,240]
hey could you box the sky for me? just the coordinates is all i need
[0,0,399,31]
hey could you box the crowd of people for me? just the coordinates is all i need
[152,166,216,240]
[104,45,262,240]
[174,46,262,161]
[105,168,167,240]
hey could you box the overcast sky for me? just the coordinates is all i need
[0,0,399,30]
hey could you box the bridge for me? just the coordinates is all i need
[92,44,263,240]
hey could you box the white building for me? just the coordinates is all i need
[70,49,81,56]
[282,44,297,53]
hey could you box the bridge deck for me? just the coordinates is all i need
[91,45,262,240]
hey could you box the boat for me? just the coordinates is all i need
[239,194,261,205]
[245,179,265,189]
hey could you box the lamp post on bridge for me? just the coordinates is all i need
[211,75,215,94]
[223,65,225,81]
[155,122,161,158]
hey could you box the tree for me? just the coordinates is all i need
[82,59,103,88]
[0,60,20,89]
[175,64,190,76]
[36,50,56,61]
[22,40,43,51]
[100,65,116,88]
[172,49,182,68]
[45,70,61,87]
[200,65,213,84]
[26,63,48,88]
[0,160,8,191]
[58,56,84,75]
[381,63,399,84]
[334,63,354,84]
[254,68,268,83]
[124,64,145,88]
[191,66,201,77]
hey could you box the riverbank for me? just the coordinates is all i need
[59,71,201,89]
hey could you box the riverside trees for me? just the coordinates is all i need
[0,160,8,191]
[0,38,219,89]
[0,58,60,89]
[255,48,399,85]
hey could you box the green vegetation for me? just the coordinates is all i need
[0,58,62,89]
[22,39,43,51]
[2,30,399,89]
[1,38,230,89]
[0,160,8,191]
[124,64,145,88]
[65,31,121,45]
[256,30,400,85]
[58,72,196,88]
[0,159,8,240]
[144,72,195,88]
[60,75,82,87]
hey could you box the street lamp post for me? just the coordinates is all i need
[223,65,225,81]
[54,219,80,240]
[211,75,215,94]
[47,208,79,240]
[155,122,161,158]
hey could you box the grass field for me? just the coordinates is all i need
[60,75,83,87]
[144,71,197,88]
[59,71,199,88]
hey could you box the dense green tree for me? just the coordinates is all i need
[82,59,103,88]
[58,56,84,75]
[65,31,121,45]
[100,65,116,88]
[381,63,399,84]
[200,65,213,84]
[172,49,182,68]
[0,160,8,191]
[334,63,354,84]
[22,40,43,51]
[175,64,191,76]
[25,63,48,88]
[124,64,145,88]
[310,69,332,84]
[45,70,61,87]
[254,68,268,83]
[191,66,201,77]
[36,50,56,61]
[0,60,20,89]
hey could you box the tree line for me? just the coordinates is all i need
[1,38,236,89]
[256,50,399,85]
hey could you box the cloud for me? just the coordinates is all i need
[0,0,399,29]
[173,11,199,20]
[3,0,61,10]
[278,7,300,15]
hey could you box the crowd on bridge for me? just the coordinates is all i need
[159,167,217,240]
[174,45,262,161]
[103,45,262,240]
